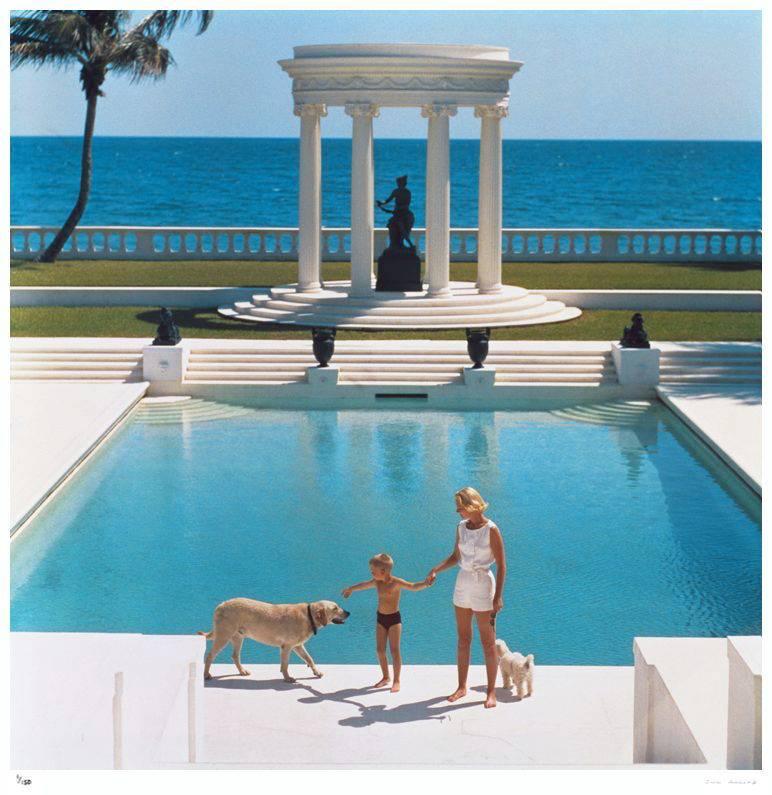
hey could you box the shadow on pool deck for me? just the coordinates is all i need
[205,674,530,726]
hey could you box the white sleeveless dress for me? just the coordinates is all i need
[452,518,496,612]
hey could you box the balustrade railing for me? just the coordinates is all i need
[10,225,761,263]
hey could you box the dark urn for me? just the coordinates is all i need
[466,328,491,369]
[619,313,651,349]
[312,327,336,367]
[152,307,181,346]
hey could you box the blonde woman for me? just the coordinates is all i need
[427,487,506,709]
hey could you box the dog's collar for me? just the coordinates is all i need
[307,603,318,635]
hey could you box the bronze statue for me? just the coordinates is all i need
[152,307,181,346]
[375,175,422,292]
[377,175,415,249]
[620,313,651,348]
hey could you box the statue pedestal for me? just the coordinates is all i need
[463,366,496,389]
[307,366,339,388]
[376,246,422,292]
[612,343,660,386]
[143,343,188,383]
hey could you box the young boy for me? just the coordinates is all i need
[342,553,433,692]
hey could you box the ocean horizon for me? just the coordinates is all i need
[11,136,761,230]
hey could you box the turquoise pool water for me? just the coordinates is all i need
[11,400,761,666]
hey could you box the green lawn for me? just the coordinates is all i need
[10,307,762,341]
[10,258,762,290]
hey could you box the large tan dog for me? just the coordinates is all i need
[198,598,350,682]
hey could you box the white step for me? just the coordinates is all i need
[659,376,761,384]
[496,372,614,383]
[11,370,143,380]
[261,294,547,317]
[188,353,612,366]
[12,361,143,372]
[268,283,529,307]
[185,372,306,382]
[341,372,463,383]
[11,352,142,362]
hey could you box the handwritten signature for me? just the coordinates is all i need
[705,779,758,786]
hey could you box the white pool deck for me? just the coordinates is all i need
[656,385,761,494]
[10,380,149,533]
[193,663,634,769]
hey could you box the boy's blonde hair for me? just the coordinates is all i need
[455,486,489,513]
[369,553,394,571]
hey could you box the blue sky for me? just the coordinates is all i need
[10,10,761,139]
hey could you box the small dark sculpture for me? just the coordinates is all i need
[620,313,651,349]
[466,328,491,369]
[152,307,181,346]
[377,175,415,249]
[312,327,336,367]
[376,175,422,292]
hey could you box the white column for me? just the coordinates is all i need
[422,103,457,296]
[475,104,508,293]
[294,103,327,292]
[345,102,379,296]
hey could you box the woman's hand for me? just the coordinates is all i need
[342,588,352,599]
[493,596,504,614]
[426,570,437,584]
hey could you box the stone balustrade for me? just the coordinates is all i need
[10,225,761,263]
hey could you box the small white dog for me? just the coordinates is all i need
[495,639,534,698]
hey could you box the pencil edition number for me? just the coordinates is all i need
[16,774,31,786]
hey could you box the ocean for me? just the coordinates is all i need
[10,137,761,230]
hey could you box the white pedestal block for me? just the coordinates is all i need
[143,344,188,383]
[463,366,496,388]
[307,366,339,387]
[726,636,762,770]
[611,343,660,386]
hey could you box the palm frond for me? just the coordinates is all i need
[130,10,213,40]
[108,34,173,82]
[10,38,81,70]
[11,12,94,54]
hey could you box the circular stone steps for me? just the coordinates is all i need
[133,397,257,424]
[219,280,581,329]
[268,282,527,307]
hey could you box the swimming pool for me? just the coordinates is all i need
[11,399,761,666]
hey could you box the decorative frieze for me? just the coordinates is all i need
[293,75,510,95]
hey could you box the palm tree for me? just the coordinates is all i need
[11,10,213,263]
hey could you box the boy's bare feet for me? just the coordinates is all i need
[484,691,497,709]
[447,687,467,702]
[390,681,401,693]
[373,677,391,688]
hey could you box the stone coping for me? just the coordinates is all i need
[656,385,761,494]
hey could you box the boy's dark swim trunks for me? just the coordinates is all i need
[377,610,402,630]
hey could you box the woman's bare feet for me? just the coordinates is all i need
[373,677,391,688]
[484,690,497,709]
[447,686,467,702]
[390,681,401,693]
